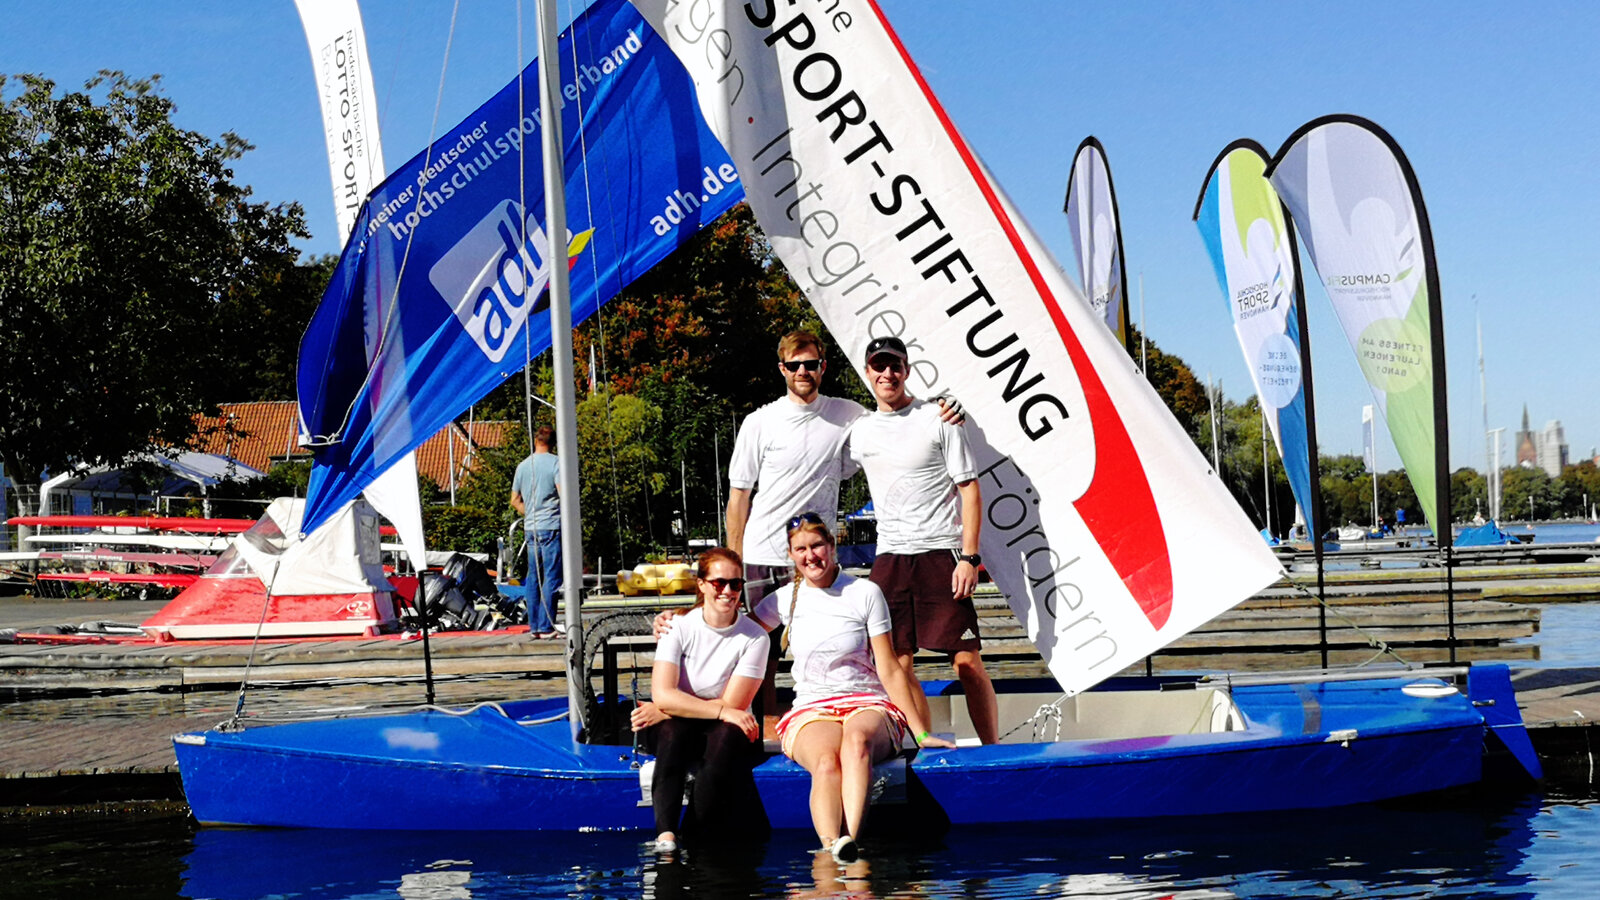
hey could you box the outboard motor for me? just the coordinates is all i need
[416,570,486,631]
[411,554,523,631]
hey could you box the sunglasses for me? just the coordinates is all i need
[786,511,826,530]
[702,576,745,593]
[866,356,906,373]
[781,359,823,373]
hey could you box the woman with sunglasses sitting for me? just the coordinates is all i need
[754,512,955,862]
[629,547,770,852]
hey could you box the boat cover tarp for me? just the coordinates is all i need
[143,498,396,638]
[1456,520,1519,547]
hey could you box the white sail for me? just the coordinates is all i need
[294,0,427,573]
[631,0,1281,694]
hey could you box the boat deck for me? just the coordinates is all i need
[5,666,1595,808]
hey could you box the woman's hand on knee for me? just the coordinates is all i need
[717,706,759,742]
[631,701,667,731]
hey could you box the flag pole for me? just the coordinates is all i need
[535,0,587,739]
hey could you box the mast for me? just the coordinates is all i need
[712,428,724,546]
[534,0,586,739]
[1138,273,1146,374]
[1281,213,1328,666]
[1261,406,1272,539]
[1370,431,1380,532]
[1207,375,1221,475]
[1477,300,1491,520]
[1488,427,1505,521]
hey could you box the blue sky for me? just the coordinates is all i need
[5,0,1596,472]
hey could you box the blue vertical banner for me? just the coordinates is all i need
[1194,140,1318,539]
[296,0,743,535]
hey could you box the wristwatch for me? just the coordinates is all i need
[957,553,981,567]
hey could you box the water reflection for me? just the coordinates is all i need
[165,790,1587,900]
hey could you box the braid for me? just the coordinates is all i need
[780,567,802,654]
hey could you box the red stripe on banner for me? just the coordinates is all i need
[866,3,1172,629]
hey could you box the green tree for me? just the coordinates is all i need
[1451,467,1487,523]
[578,388,668,566]
[1500,465,1556,522]
[214,253,339,402]
[1129,324,1206,442]
[1560,461,1599,519]
[0,72,308,482]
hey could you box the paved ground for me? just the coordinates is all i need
[0,596,168,631]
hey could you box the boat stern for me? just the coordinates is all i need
[1466,663,1543,783]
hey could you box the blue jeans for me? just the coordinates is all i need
[525,529,562,633]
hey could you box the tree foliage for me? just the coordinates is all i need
[1129,324,1207,441]
[577,388,668,565]
[0,72,308,482]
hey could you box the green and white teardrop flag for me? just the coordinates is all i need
[1064,137,1134,358]
[1267,115,1449,545]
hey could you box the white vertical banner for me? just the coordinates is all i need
[630,0,1280,694]
[294,0,387,243]
[295,0,427,572]
[1063,138,1129,349]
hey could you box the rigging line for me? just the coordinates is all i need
[566,0,628,561]
[322,0,464,445]
[517,0,537,455]
[219,552,286,732]
[1284,575,1411,667]
[375,0,421,142]
[571,0,629,313]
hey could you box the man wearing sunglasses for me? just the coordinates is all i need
[843,335,998,745]
[726,331,962,613]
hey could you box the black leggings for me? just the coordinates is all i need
[647,717,764,837]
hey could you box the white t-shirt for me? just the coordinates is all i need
[728,394,867,566]
[654,607,770,707]
[753,572,890,708]
[843,398,977,554]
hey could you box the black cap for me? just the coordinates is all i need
[864,336,909,366]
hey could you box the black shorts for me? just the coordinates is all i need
[870,550,982,655]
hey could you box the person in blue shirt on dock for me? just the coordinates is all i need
[510,425,562,638]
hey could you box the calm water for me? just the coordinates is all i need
[1504,522,1600,543]
[2,786,1597,899]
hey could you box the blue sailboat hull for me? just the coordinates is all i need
[174,666,1536,831]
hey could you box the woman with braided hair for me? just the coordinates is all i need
[751,512,954,862]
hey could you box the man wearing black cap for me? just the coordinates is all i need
[725,331,964,614]
[844,336,998,744]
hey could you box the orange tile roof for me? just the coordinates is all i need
[190,402,514,487]
[190,402,306,472]
[413,420,516,489]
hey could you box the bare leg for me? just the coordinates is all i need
[894,652,933,729]
[953,650,999,744]
[789,722,846,847]
[839,710,898,840]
